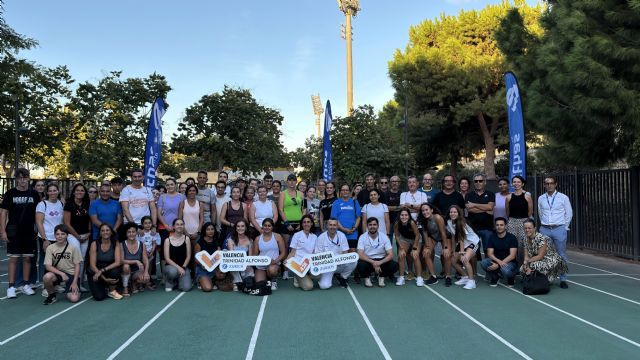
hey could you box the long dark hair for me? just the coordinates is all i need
[394,207,415,232]
[198,222,218,245]
[448,205,468,243]
[67,182,90,208]
[417,202,441,226]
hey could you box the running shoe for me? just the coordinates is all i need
[445,277,452,287]
[282,270,290,280]
[489,279,498,287]
[43,294,57,305]
[395,276,405,286]
[108,290,123,300]
[336,276,348,288]
[507,277,515,287]
[425,276,438,286]
[463,279,476,290]
[454,276,469,286]
[378,276,386,287]
[6,286,17,299]
[364,278,373,287]
[271,280,278,291]
[22,284,35,296]
[406,272,415,281]
[415,276,425,287]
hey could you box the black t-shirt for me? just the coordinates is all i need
[384,190,401,223]
[357,187,374,207]
[64,201,91,234]
[319,197,337,221]
[465,191,496,231]
[1,187,40,234]
[432,191,465,218]
[487,232,518,262]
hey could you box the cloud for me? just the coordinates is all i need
[290,37,317,83]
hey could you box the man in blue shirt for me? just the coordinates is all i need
[89,184,122,239]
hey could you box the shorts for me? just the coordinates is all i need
[196,266,215,280]
[464,243,479,253]
[279,222,300,237]
[396,233,418,249]
[53,272,75,293]
[7,231,37,257]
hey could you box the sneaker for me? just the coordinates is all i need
[6,287,17,299]
[395,276,405,286]
[421,271,429,279]
[79,285,89,293]
[43,294,57,305]
[282,270,290,280]
[354,273,361,284]
[336,276,348,288]
[28,283,38,289]
[378,276,386,287]
[55,285,65,294]
[437,271,445,279]
[41,289,49,297]
[490,279,498,287]
[416,277,425,287]
[507,277,515,287]
[364,278,373,287]
[426,276,438,285]
[293,277,299,288]
[22,284,35,296]
[271,280,278,291]
[233,284,239,292]
[463,279,477,290]
[406,272,415,281]
[454,276,469,286]
[108,290,123,300]
[445,277,452,287]
[560,281,569,289]
[165,286,173,292]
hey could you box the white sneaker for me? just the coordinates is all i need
[395,276,405,286]
[463,279,477,290]
[416,276,425,287]
[293,277,299,288]
[22,284,35,296]
[6,287,17,299]
[42,289,49,297]
[165,286,173,292]
[364,278,373,287]
[232,284,238,292]
[454,276,469,286]
[79,285,89,293]
[282,270,290,280]
[378,277,386,287]
[271,280,278,291]
[55,285,65,294]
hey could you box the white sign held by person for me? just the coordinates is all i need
[195,250,222,272]
[195,250,270,273]
[307,251,358,276]
[285,255,311,277]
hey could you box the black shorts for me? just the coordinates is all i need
[53,272,75,293]
[7,231,37,257]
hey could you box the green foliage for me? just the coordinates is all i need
[497,0,640,167]
[289,136,322,182]
[172,86,288,175]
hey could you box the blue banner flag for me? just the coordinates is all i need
[143,97,166,188]
[504,71,526,184]
[322,100,333,181]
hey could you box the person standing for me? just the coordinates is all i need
[90,184,123,241]
[63,183,92,290]
[357,173,377,206]
[110,177,124,201]
[537,176,573,289]
[120,168,157,227]
[493,178,510,221]
[465,174,495,255]
[318,181,337,232]
[432,175,465,218]
[400,176,428,220]
[384,176,402,237]
[36,183,64,286]
[213,180,230,234]
[196,170,216,224]
[505,175,533,264]
[0,168,39,298]
[419,173,439,203]
[330,184,362,251]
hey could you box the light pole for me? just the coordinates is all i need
[337,0,360,116]
[311,94,323,138]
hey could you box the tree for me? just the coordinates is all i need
[496,0,640,167]
[0,4,73,175]
[289,136,322,182]
[388,0,542,179]
[172,86,288,175]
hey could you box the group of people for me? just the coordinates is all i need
[0,167,573,304]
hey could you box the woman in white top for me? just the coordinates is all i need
[361,189,390,236]
[178,184,204,242]
[250,185,278,234]
[493,178,510,220]
[36,183,65,265]
[252,218,286,290]
[447,205,480,290]
[286,215,318,291]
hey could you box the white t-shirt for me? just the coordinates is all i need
[36,200,64,240]
[215,194,230,231]
[357,232,392,259]
[137,230,161,250]
[400,191,428,220]
[315,231,349,255]
[196,186,215,222]
[446,220,480,248]
[120,185,154,225]
[289,231,318,257]
[362,203,389,235]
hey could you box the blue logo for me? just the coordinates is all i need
[222,264,228,270]
[313,267,319,273]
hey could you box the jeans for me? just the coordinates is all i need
[164,265,192,291]
[539,226,568,280]
[480,258,517,281]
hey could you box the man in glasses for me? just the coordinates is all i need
[537,175,573,289]
[418,172,439,203]
[465,173,496,256]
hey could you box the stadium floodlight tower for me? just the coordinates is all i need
[311,94,323,137]
[337,0,360,116]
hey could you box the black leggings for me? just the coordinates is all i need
[87,268,121,301]
[357,259,399,278]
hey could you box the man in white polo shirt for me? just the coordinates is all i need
[356,217,398,287]
[400,175,428,220]
[315,218,356,289]
[120,168,157,227]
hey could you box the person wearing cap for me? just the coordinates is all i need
[278,174,304,244]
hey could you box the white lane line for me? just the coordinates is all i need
[566,273,640,277]
[0,258,8,262]
[568,261,640,281]
[567,280,640,306]
[106,292,186,360]
[482,274,640,349]
[0,297,91,345]
[0,273,7,277]
[347,287,392,360]
[245,296,269,360]
[424,286,533,359]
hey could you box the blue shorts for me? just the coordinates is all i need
[52,272,75,293]
[195,266,215,280]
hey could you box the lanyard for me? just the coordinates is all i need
[367,234,380,249]
[328,234,340,247]
[546,192,557,210]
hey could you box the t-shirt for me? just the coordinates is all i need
[35,200,64,240]
[214,194,230,231]
[494,193,508,220]
[330,198,362,240]
[120,185,154,225]
[418,187,439,203]
[303,198,320,226]
[446,220,481,248]
[0,187,40,236]
[289,231,317,257]
[314,231,349,254]
[319,197,337,222]
[196,186,215,222]
[357,232,392,259]
[362,203,389,235]
[383,190,401,223]
[487,232,518,263]
[357,187,375,206]
[465,191,496,231]
[157,193,184,228]
[44,241,82,275]
[137,230,161,251]
[89,198,121,237]
[64,201,91,235]
[400,191,428,220]
[432,191,465,218]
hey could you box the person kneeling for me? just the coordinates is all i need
[287,215,318,291]
[315,218,356,289]
[357,217,398,288]
[121,223,151,296]
[43,225,82,305]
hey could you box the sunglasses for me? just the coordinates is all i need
[474,180,484,183]
[380,182,388,184]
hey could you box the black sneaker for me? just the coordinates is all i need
[507,277,515,287]
[490,279,498,287]
[560,281,568,289]
[43,294,57,305]
[445,277,452,287]
[337,276,348,288]
[437,271,445,279]
[425,276,438,285]
[354,274,361,284]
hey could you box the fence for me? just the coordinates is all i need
[0,178,99,201]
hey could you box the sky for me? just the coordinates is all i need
[5,0,508,151]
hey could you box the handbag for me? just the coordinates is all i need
[522,270,550,295]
